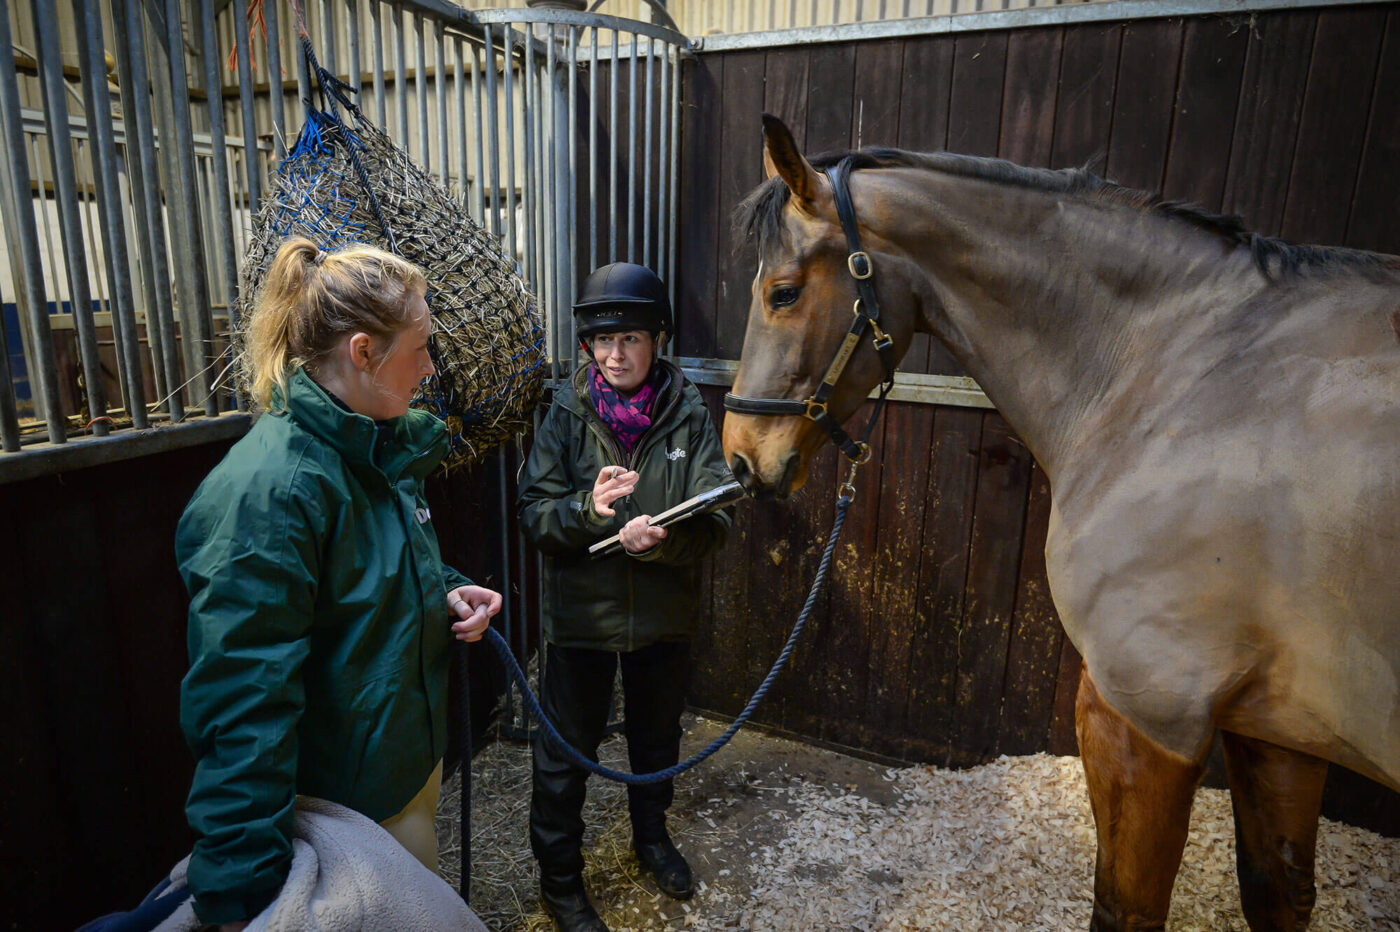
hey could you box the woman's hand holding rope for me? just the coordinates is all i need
[448,585,502,642]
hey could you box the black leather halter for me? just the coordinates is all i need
[724,157,898,464]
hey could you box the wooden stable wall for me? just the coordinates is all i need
[675,1,1400,832]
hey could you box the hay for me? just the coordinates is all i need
[235,99,547,470]
[440,718,1400,931]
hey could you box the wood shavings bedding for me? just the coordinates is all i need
[442,719,1399,931]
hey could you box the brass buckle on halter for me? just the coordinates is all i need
[847,251,873,280]
[803,399,828,422]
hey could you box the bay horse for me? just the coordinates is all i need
[722,114,1400,932]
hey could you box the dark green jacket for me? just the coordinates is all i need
[176,369,469,923]
[518,360,733,651]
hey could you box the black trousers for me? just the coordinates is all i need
[529,640,692,887]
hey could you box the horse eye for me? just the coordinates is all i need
[768,285,801,309]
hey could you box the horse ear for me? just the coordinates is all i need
[762,113,824,208]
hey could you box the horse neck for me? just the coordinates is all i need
[870,169,1259,482]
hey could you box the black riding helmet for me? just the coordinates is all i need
[573,262,672,341]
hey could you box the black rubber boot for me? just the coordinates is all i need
[633,834,694,900]
[540,877,610,932]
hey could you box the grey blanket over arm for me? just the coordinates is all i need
[157,797,487,932]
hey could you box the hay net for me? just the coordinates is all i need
[235,49,547,472]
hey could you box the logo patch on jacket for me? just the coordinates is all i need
[415,507,432,525]
[666,448,687,461]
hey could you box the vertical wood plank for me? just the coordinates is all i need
[851,40,904,149]
[822,400,887,749]
[895,34,955,375]
[947,31,1008,158]
[1347,11,1400,254]
[804,42,857,153]
[1105,19,1183,192]
[714,51,768,359]
[676,55,723,358]
[864,402,934,749]
[950,411,1033,766]
[994,459,1061,757]
[1049,23,1120,171]
[764,45,811,150]
[692,384,752,713]
[1047,639,1084,757]
[1279,7,1386,246]
[999,26,1063,168]
[905,406,982,762]
[1222,10,1317,236]
[1160,17,1249,211]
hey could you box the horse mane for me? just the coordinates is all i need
[734,147,1397,280]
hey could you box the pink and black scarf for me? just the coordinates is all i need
[589,363,666,456]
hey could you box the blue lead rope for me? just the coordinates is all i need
[484,492,853,785]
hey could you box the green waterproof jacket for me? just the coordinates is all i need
[518,360,733,651]
[176,369,469,923]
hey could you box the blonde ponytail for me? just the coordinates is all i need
[242,237,428,411]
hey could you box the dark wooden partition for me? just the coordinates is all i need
[676,2,1400,833]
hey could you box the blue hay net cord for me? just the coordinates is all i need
[484,492,853,785]
[268,38,548,457]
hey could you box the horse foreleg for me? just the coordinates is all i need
[1220,731,1328,932]
[1076,668,1206,932]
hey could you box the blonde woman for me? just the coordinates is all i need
[176,237,501,929]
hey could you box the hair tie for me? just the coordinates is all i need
[312,249,328,267]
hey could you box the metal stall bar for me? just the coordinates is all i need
[543,23,560,376]
[588,26,597,272]
[32,0,109,434]
[666,39,680,314]
[231,0,264,216]
[394,5,408,144]
[347,0,363,104]
[642,36,653,270]
[537,25,555,340]
[655,39,668,278]
[521,23,538,289]
[294,3,311,115]
[414,14,429,169]
[435,20,449,186]
[0,0,48,446]
[199,0,241,340]
[608,29,618,263]
[502,25,518,263]
[321,0,338,74]
[471,42,487,225]
[567,24,579,366]
[79,0,147,427]
[627,29,637,262]
[266,0,288,157]
[453,38,468,205]
[112,0,181,418]
[483,24,502,240]
[153,0,218,417]
[371,0,387,124]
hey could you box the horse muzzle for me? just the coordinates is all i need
[722,416,808,500]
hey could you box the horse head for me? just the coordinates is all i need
[722,115,932,499]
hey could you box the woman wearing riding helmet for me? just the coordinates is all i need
[518,262,734,932]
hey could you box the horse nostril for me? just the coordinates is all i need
[777,452,801,499]
[730,452,754,492]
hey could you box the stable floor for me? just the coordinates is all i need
[437,715,1400,932]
